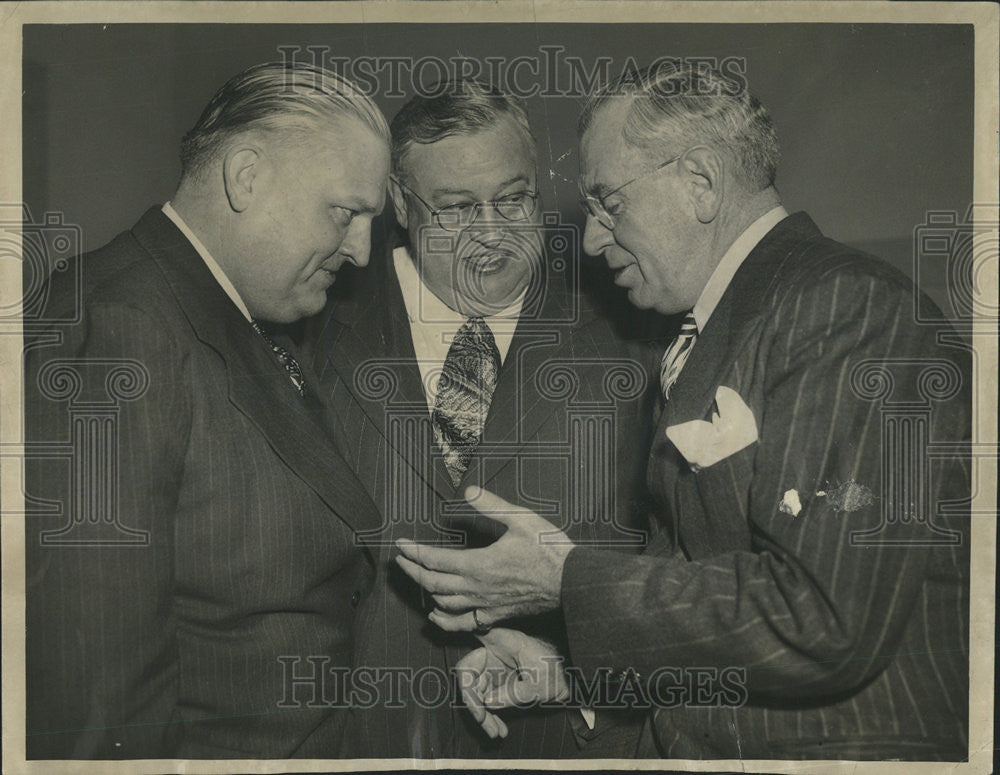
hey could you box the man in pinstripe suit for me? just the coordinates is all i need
[25,62,390,758]
[397,62,971,760]
[309,79,652,758]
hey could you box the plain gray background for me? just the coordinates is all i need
[22,23,973,314]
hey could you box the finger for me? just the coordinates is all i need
[431,604,512,631]
[428,608,478,632]
[463,486,528,528]
[431,593,482,613]
[482,711,502,739]
[456,649,492,725]
[484,682,534,709]
[393,555,470,595]
[459,676,488,726]
[485,677,570,708]
[431,604,502,630]
[463,689,487,725]
[466,688,501,738]
[453,649,508,740]
[395,538,477,575]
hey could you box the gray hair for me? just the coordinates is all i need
[579,61,779,191]
[390,78,535,181]
[180,61,389,179]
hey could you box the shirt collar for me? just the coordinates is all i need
[392,245,525,327]
[162,201,253,323]
[691,205,788,332]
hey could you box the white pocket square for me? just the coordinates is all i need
[666,386,758,470]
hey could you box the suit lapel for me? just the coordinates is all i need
[319,247,456,501]
[131,207,381,537]
[473,279,580,490]
[662,211,823,427]
[652,212,825,550]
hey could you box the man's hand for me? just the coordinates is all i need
[394,486,575,630]
[455,627,571,739]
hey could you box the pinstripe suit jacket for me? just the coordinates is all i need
[560,212,971,760]
[25,207,380,759]
[309,241,654,759]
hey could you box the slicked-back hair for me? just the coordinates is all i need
[390,79,535,182]
[579,61,780,191]
[180,61,389,179]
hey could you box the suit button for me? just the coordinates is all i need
[350,590,361,608]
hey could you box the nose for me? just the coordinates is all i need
[466,208,506,248]
[582,213,614,257]
[340,217,373,268]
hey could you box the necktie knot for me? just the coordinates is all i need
[659,311,698,402]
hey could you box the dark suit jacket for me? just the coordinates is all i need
[25,207,381,759]
[560,213,971,760]
[309,240,655,758]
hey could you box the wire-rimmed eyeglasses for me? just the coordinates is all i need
[395,178,539,233]
[579,153,682,230]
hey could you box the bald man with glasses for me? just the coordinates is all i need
[307,78,654,760]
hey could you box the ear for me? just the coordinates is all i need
[679,146,724,224]
[389,176,409,229]
[223,145,262,213]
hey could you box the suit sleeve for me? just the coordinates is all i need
[26,302,192,758]
[560,266,970,701]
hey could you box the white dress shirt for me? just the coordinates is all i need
[162,202,253,323]
[393,245,524,415]
[396,245,595,728]
[691,205,789,333]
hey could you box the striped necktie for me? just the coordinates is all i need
[251,320,305,397]
[659,311,698,402]
[432,317,501,486]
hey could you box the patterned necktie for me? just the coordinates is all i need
[251,320,305,397]
[659,311,698,402]
[432,317,501,486]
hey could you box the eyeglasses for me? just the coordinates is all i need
[579,153,682,230]
[395,178,539,233]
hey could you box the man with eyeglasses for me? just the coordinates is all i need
[308,78,652,759]
[396,62,971,761]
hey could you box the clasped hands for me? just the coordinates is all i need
[394,486,578,737]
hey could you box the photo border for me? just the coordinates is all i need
[2,2,996,773]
